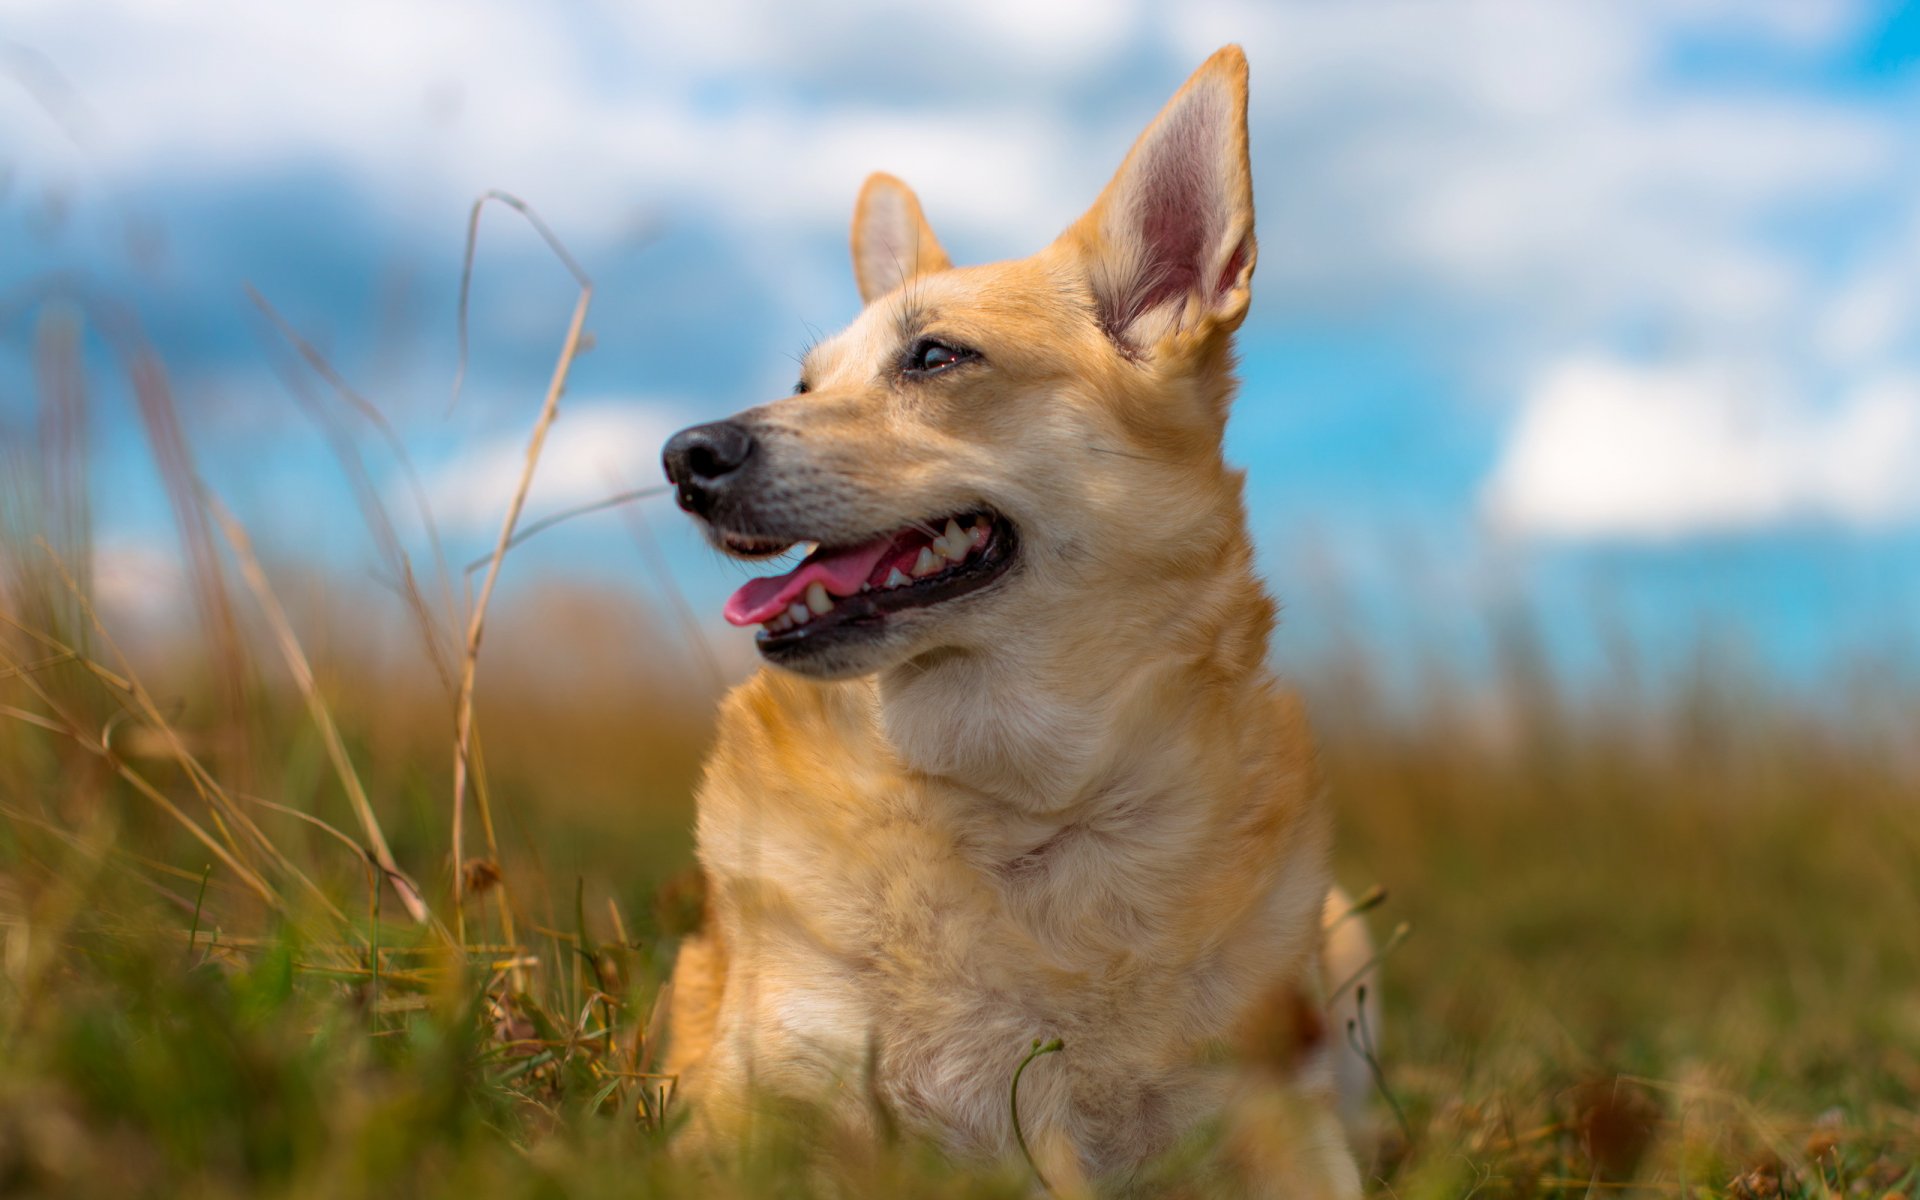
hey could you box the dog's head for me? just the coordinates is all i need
[664,47,1260,679]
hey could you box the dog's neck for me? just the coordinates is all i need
[875,507,1272,826]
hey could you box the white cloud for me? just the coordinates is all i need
[2,0,1106,247]
[1483,357,1920,540]
[1170,0,1895,356]
[10,0,1903,350]
[14,0,1920,551]
[1817,271,1910,365]
[419,398,688,533]
[599,0,1143,88]
[1159,0,1920,542]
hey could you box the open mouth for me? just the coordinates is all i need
[720,510,1018,652]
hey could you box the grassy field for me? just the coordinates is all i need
[2,260,1917,1198]
[3,568,1916,1198]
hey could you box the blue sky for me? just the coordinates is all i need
[5,0,1920,696]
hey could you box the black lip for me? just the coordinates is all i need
[718,530,797,559]
[754,513,1019,661]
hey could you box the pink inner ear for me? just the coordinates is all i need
[1100,92,1228,340]
[1214,235,1250,299]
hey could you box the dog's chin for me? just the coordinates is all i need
[715,510,1020,679]
[756,611,933,679]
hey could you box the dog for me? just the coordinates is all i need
[659,46,1376,1196]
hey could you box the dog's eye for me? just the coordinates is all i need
[793,380,810,395]
[908,339,974,375]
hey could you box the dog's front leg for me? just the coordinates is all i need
[1219,1073,1364,1200]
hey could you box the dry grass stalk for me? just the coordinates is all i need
[30,304,92,645]
[0,634,276,906]
[78,680,355,940]
[461,730,522,970]
[203,494,433,926]
[17,550,357,932]
[245,284,459,691]
[125,350,253,784]
[449,190,591,415]
[458,484,670,581]
[448,190,594,937]
[0,798,220,915]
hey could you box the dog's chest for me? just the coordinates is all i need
[739,807,1246,1162]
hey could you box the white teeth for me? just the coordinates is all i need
[935,519,968,561]
[764,582,837,633]
[969,524,988,549]
[885,567,912,588]
[912,546,941,577]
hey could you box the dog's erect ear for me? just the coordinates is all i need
[850,173,953,305]
[1064,46,1256,354]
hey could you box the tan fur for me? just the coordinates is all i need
[663,47,1370,1194]
[850,172,953,305]
[662,925,725,1091]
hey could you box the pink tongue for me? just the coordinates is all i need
[723,536,895,626]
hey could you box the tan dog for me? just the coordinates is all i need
[659,46,1375,1196]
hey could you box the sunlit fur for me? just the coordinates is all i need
[665,47,1371,1196]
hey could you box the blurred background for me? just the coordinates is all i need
[9,0,1920,698]
[3,4,1919,1194]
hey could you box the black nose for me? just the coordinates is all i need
[662,420,756,516]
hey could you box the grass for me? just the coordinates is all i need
[3,619,1914,1199]
[2,202,1917,1198]
[1319,663,1920,1196]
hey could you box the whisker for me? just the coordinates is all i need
[1087,444,1163,464]
[788,325,821,369]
